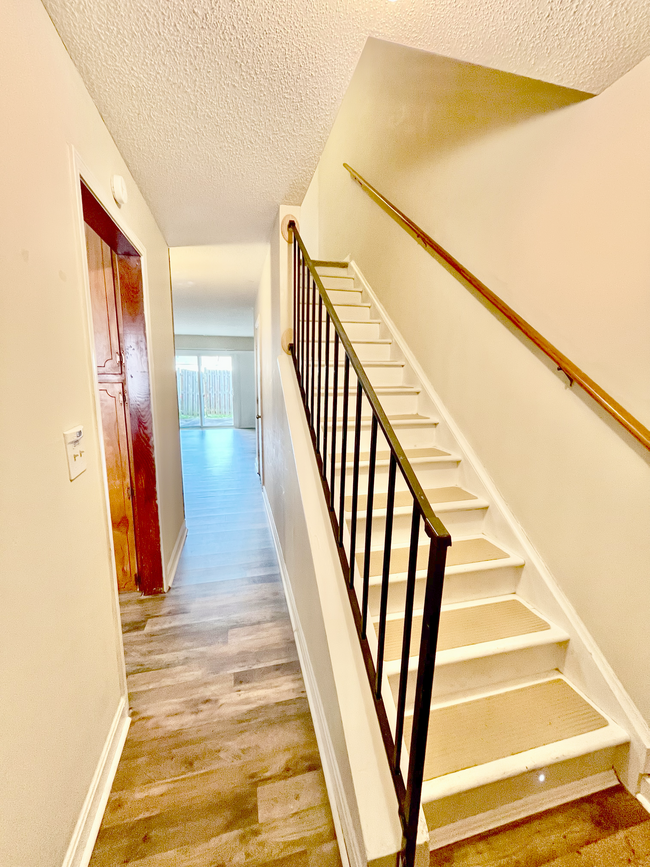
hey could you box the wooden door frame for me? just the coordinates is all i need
[72,153,165,596]
[254,316,264,481]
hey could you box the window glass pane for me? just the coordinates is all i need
[175,355,200,427]
[201,356,231,372]
[200,355,233,426]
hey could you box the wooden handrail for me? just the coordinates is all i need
[344,163,650,452]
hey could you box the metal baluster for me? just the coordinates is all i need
[338,355,350,546]
[402,532,449,867]
[299,253,306,392]
[310,275,317,428]
[348,381,363,589]
[329,333,339,509]
[302,258,310,402]
[305,273,312,422]
[316,294,323,453]
[322,314,331,477]
[393,505,421,776]
[361,414,378,639]
[375,452,397,698]
[292,235,297,363]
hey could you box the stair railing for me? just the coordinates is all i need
[343,162,650,453]
[288,221,451,867]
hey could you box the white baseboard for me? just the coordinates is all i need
[637,776,650,815]
[164,519,187,591]
[62,697,130,867]
[262,488,363,867]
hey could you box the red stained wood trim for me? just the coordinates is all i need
[81,182,138,256]
[82,183,165,595]
[343,163,650,452]
[116,253,165,595]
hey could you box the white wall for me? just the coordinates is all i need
[255,210,366,856]
[232,351,256,429]
[0,0,184,863]
[174,334,254,351]
[307,40,650,721]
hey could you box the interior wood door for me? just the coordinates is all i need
[85,224,123,377]
[82,181,165,595]
[98,382,138,591]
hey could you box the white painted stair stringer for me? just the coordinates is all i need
[638,775,650,812]
[347,258,650,792]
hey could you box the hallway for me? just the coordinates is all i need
[88,429,343,867]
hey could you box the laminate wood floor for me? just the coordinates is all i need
[431,785,650,867]
[89,428,343,867]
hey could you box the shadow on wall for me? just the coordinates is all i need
[341,38,591,184]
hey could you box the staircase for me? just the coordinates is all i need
[315,261,631,851]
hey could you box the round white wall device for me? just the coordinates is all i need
[111,174,128,206]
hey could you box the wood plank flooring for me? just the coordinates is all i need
[89,428,343,867]
[431,785,650,867]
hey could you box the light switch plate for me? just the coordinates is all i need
[64,426,87,480]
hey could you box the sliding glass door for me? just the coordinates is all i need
[176,354,233,428]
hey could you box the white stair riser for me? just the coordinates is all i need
[331,303,371,322]
[328,423,437,453]
[319,274,356,289]
[344,460,460,492]
[310,420,443,462]
[326,288,364,305]
[339,321,382,341]
[354,504,488,542]
[364,365,406,387]
[320,363,405,387]
[319,390,420,419]
[351,341,393,362]
[364,564,523,616]
[389,641,568,710]
[373,391,419,415]
[424,746,628,845]
[303,338,391,362]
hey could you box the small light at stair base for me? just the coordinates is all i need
[538,772,546,783]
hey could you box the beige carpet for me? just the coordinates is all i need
[379,598,550,662]
[405,678,608,780]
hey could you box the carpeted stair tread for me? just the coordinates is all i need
[350,485,476,513]
[359,536,509,579]
[378,598,550,662]
[406,678,608,781]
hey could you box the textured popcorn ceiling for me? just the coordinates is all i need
[42,0,650,249]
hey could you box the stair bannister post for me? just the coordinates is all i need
[361,413,378,640]
[375,451,397,698]
[348,382,363,589]
[393,505,422,775]
[401,527,450,867]
[291,235,297,363]
[329,333,339,510]
[338,355,351,546]
[316,294,323,453]
[322,313,331,477]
